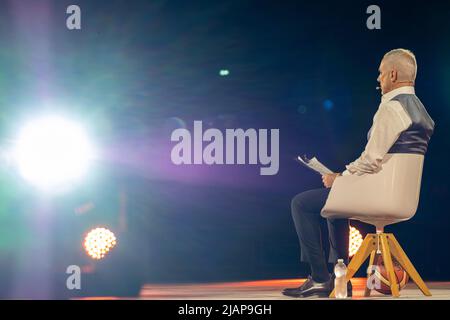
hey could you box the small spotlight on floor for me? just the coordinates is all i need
[349,226,363,257]
[13,115,95,191]
[84,227,117,260]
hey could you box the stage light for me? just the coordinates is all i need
[84,227,117,260]
[219,69,230,76]
[13,115,95,191]
[349,226,363,257]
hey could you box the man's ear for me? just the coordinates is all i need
[390,69,398,83]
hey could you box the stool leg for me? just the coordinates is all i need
[380,234,400,297]
[364,250,376,297]
[329,234,376,298]
[388,234,432,296]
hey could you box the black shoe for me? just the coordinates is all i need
[282,275,332,298]
[282,275,314,294]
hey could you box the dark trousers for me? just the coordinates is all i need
[291,188,349,281]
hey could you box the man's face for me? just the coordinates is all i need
[377,60,394,95]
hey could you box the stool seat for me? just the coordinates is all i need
[321,153,423,230]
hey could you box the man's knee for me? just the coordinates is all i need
[291,188,329,220]
[291,192,309,216]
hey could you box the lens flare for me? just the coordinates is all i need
[14,115,95,191]
[84,228,117,260]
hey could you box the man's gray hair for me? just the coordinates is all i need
[383,48,417,82]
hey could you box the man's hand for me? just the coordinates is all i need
[322,173,340,188]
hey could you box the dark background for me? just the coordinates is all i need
[0,0,449,298]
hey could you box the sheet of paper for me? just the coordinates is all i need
[297,155,333,175]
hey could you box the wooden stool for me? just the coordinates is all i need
[330,231,431,298]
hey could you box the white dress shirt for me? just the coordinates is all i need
[342,86,415,176]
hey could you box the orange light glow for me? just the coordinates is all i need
[84,227,117,260]
[349,226,363,257]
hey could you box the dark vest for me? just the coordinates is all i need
[368,94,435,155]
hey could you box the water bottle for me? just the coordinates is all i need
[334,259,348,299]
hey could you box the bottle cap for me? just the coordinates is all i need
[337,259,344,263]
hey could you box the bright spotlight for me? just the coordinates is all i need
[349,226,363,257]
[84,227,117,260]
[13,115,95,191]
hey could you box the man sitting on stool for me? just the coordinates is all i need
[283,49,433,298]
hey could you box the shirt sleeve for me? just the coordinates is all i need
[343,100,412,176]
